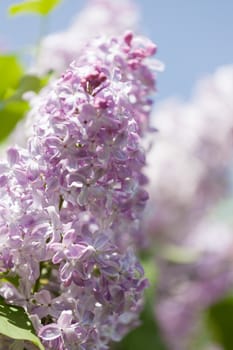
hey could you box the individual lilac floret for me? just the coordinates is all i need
[0,32,158,350]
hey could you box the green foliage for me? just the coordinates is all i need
[0,55,23,99]
[9,0,62,16]
[0,100,29,142]
[0,296,45,349]
[206,294,233,350]
[0,54,49,142]
[0,271,20,288]
[16,75,44,97]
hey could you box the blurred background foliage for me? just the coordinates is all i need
[0,53,48,142]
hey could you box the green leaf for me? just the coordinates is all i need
[9,0,62,16]
[206,294,233,350]
[0,71,50,142]
[0,296,45,349]
[6,74,43,102]
[0,55,23,99]
[0,56,49,142]
[0,272,19,288]
[0,100,29,142]
[18,75,43,94]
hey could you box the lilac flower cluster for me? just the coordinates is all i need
[0,32,158,350]
[145,65,233,243]
[144,65,233,349]
[34,0,139,75]
[8,0,147,150]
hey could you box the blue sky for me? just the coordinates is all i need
[0,0,232,102]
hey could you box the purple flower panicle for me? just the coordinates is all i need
[0,32,158,350]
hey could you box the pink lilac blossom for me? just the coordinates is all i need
[145,65,233,243]
[7,0,165,151]
[0,32,158,350]
[34,0,139,75]
[144,65,233,349]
